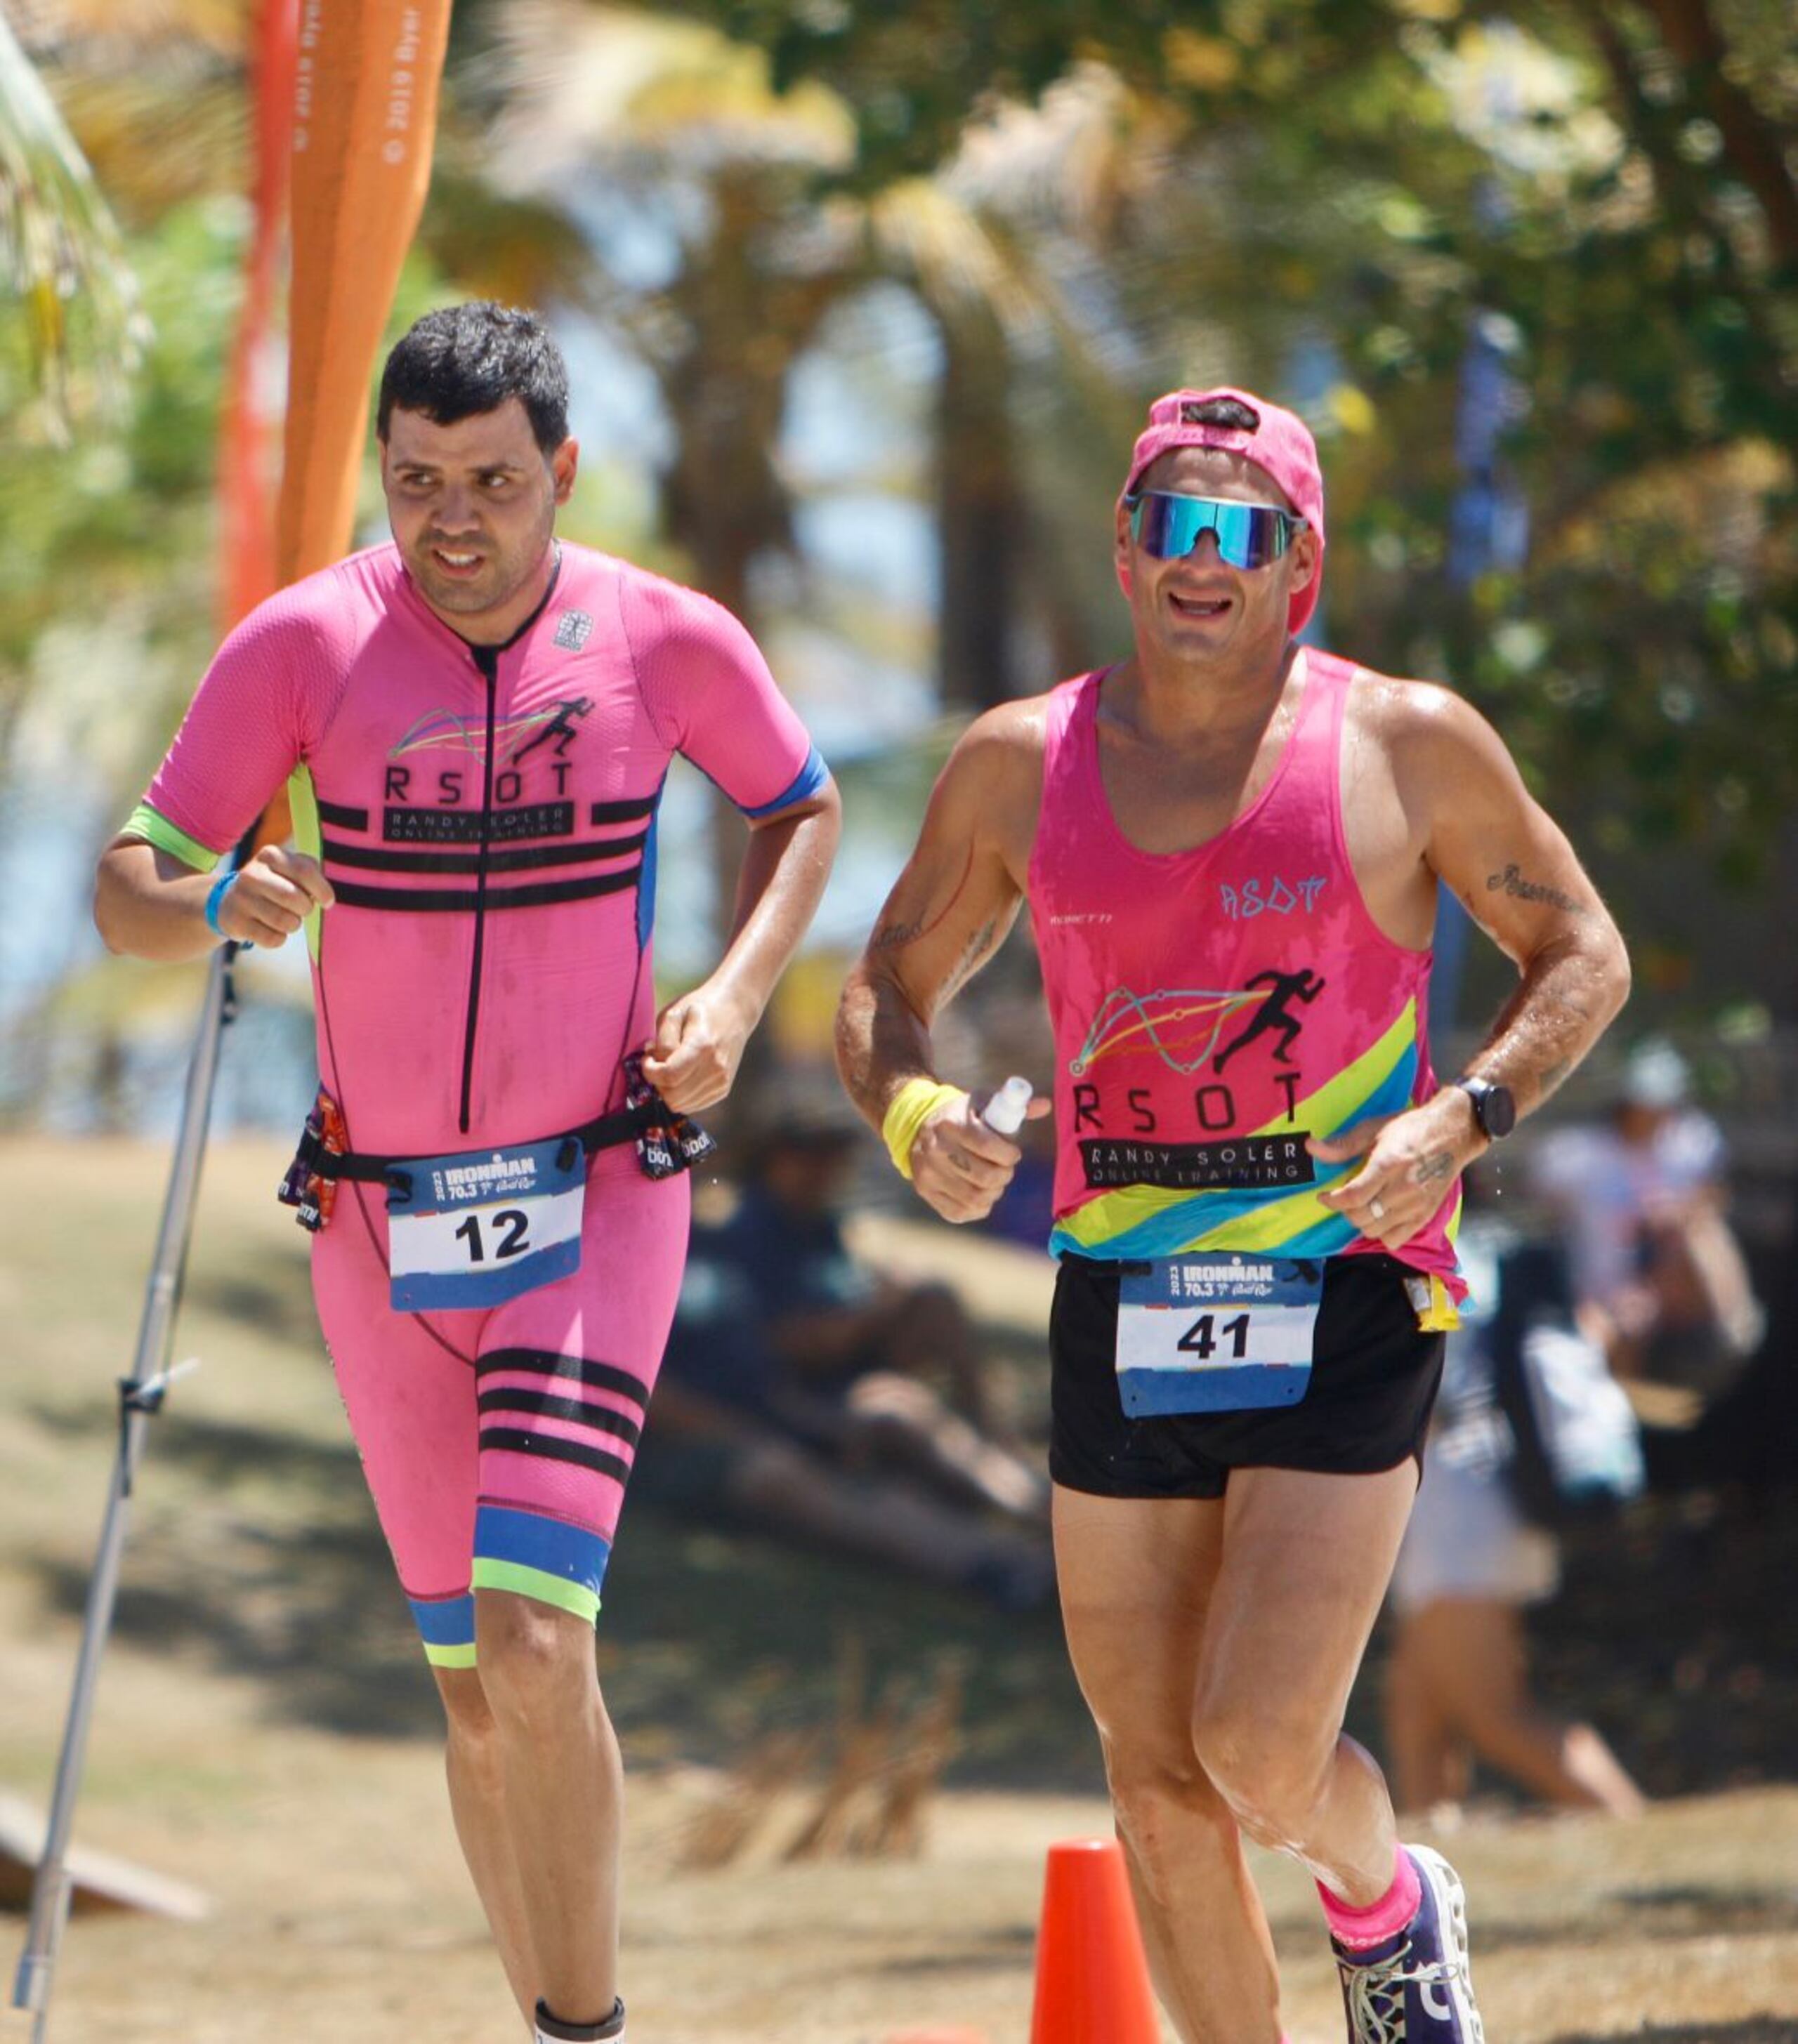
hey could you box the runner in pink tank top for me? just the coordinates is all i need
[1032,649,1461,1298]
[839,387,1629,2044]
[96,305,840,2044]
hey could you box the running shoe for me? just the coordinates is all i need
[1331,1846,1484,2043]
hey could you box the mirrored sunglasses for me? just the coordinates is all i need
[1126,492,1305,570]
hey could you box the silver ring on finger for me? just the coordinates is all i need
[1368,1196,1386,1222]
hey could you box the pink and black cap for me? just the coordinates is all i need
[1122,387,1327,635]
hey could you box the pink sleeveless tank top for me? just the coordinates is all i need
[1027,652,1462,1288]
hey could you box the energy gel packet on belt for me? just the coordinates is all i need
[622,1053,717,1181]
[277,1086,350,1232]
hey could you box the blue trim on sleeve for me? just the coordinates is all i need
[636,775,664,951]
[739,744,827,819]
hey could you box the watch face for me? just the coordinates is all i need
[1475,1081,1516,1139]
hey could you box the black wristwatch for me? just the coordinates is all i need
[1453,1076,1516,1142]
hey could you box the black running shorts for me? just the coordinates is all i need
[1049,1251,1446,1499]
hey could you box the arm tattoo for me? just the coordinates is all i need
[1411,1149,1457,1187]
[868,847,975,953]
[870,915,924,951]
[1485,864,1589,916]
[940,917,1000,1002]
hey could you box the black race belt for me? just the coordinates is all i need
[288,1100,673,1199]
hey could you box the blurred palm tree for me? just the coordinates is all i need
[1,0,251,757]
[0,0,250,442]
[473,3,1178,720]
[0,3,148,442]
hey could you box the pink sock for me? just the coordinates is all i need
[1318,1842,1421,1951]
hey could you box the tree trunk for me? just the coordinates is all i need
[936,315,1021,713]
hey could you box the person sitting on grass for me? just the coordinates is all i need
[633,1086,1053,1609]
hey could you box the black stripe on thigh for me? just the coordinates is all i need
[475,1388,643,1448]
[478,1427,633,1484]
[477,1350,650,1411]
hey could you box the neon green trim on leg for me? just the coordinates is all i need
[471,1558,601,1625]
[121,803,221,873]
[423,1640,479,1670]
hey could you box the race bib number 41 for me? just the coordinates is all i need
[1115,1255,1322,1416]
[386,1140,585,1312]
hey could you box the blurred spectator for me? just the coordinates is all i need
[632,1081,1054,1608]
[1385,1217,1646,1817]
[1530,1038,1764,1403]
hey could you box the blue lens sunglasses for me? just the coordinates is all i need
[1126,492,1306,570]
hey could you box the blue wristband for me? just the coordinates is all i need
[204,869,238,939]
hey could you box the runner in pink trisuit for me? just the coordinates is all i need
[97,303,839,2044]
[129,539,826,1664]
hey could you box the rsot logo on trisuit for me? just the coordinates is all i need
[1116,1255,1323,1416]
[386,1140,586,1310]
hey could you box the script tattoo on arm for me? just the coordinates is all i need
[868,846,975,954]
[870,914,925,951]
[1486,864,1589,916]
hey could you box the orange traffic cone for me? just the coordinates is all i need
[1028,1837,1161,2044]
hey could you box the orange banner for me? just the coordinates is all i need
[217,0,296,632]
[278,0,454,587]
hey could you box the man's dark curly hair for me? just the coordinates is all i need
[377,302,570,454]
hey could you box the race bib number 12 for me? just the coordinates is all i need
[1115,1255,1322,1416]
[386,1140,585,1312]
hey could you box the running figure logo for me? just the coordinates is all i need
[1213,968,1326,1072]
[1071,968,1325,1079]
[389,696,593,765]
[511,697,593,765]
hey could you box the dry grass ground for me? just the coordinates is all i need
[1,1136,1795,2044]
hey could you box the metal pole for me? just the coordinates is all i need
[13,937,238,2043]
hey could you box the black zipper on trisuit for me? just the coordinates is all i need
[459,642,501,1134]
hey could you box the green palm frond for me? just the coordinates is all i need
[485,0,855,186]
[0,6,150,442]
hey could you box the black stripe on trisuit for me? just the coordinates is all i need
[477,1350,650,1409]
[591,796,657,825]
[316,799,370,831]
[478,1428,631,1484]
[475,1389,643,1448]
[329,867,639,912]
[322,829,648,876]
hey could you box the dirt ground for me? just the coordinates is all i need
[2,1137,1796,2044]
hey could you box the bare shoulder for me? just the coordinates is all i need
[1342,665,1526,822]
[936,692,1054,809]
[919,691,1057,882]
[1346,667,1512,764]
[948,692,1053,768]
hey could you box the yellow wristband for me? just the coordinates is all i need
[881,1078,966,1180]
